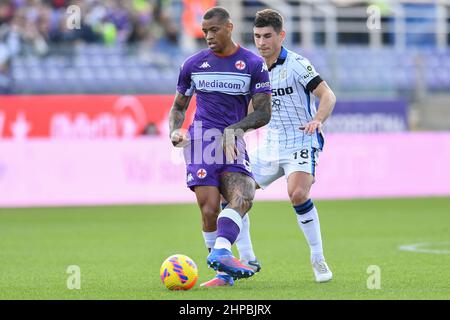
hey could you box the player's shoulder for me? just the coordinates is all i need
[239,46,265,65]
[285,49,315,71]
[180,49,210,69]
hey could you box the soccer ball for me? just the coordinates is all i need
[160,254,198,290]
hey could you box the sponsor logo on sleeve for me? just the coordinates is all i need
[302,65,316,80]
[255,81,270,89]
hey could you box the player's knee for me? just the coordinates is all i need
[241,199,253,214]
[289,188,310,206]
[229,195,253,214]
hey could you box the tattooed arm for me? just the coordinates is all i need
[168,92,192,147]
[223,92,271,161]
[226,93,272,132]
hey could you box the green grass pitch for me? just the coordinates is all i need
[0,197,449,300]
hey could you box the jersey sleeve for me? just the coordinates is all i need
[293,57,323,92]
[176,60,195,96]
[250,58,271,96]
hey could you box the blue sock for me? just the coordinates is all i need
[293,199,314,215]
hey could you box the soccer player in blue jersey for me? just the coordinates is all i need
[168,7,272,285]
[214,9,336,285]
[249,9,336,282]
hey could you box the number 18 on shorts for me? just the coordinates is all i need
[249,145,319,189]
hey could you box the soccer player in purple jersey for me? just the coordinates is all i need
[168,7,272,285]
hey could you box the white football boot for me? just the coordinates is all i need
[240,258,261,273]
[312,260,333,283]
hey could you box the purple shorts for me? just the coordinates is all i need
[183,136,254,191]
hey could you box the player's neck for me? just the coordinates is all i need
[265,47,282,68]
[215,41,239,57]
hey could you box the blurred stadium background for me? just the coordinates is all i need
[0,0,449,300]
[1,0,450,204]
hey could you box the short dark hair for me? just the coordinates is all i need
[203,6,230,23]
[254,9,283,33]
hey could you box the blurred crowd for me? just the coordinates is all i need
[0,0,178,49]
[0,0,180,92]
[0,0,442,94]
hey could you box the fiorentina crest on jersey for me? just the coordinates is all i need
[235,60,246,70]
[197,168,207,179]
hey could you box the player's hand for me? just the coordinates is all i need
[299,120,323,135]
[170,129,189,147]
[223,129,239,162]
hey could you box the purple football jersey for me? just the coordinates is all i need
[177,46,271,136]
[176,46,271,191]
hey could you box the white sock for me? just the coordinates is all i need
[214,236,232,251]
[235,214,256,261]
[202,231,217,251]
[295,203,325,263]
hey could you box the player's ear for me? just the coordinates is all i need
[227,21,233,33]
[280,30,286,41]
